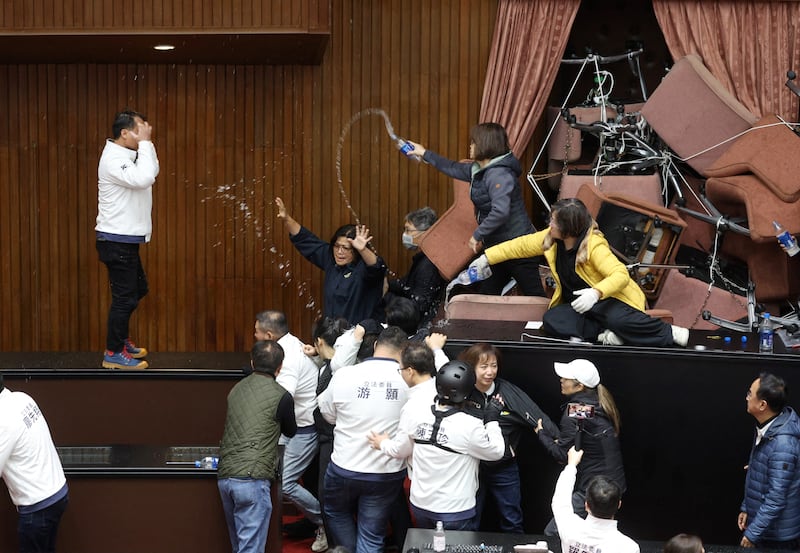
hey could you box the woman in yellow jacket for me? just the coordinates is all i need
[470,198,689,347]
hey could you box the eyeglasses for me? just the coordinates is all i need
[397,367,410,374]
[333,244,353,252]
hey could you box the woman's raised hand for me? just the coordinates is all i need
[350,225,373,251]
[274,197,288,220]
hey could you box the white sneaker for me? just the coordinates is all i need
[598,329,625,345]
[311,527,328,552]
[671,325,690,347]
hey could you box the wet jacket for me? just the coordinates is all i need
[740,407,800,544]
[290,226,387,324]
[466,378,558,467]
[537,389,626,493]
[422,150,535,247]
[485,226,645,311]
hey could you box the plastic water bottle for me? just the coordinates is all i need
[432,520,446,552]
[455,265,483,286]
[393,137,422,162]
[195,456,219,469]
[773,221,799,256]
[759,313,774,354]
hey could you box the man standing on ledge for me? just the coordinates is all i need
[738,372,800,549]
[96,109,159,369]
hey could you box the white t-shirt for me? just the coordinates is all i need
[0,388,67,508]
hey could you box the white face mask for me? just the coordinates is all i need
[402,232,417,250]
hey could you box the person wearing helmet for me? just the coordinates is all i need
[368,360,505,531]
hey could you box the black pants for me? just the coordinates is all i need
[97,240,148,352]
[543,297,673,346]
[480,256,545,296]
[18,495,68,553]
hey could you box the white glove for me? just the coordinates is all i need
[468,254,492,281]
[571,288,600,314]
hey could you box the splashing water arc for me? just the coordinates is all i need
[335,108,399,226]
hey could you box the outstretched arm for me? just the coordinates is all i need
[275,197,301,236]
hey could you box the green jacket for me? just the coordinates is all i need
[217,373,291,480]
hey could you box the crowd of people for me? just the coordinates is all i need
[3,113,798,553]
[208,308,800,553]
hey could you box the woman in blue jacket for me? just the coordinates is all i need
[275,197,386,324]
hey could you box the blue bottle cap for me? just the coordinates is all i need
[724,336,732,344]
[741,335,748,343]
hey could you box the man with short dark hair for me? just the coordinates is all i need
[96,109,159,369]
[371,360,504,530]
[254,310,328,551]
[0,374,69,553]
[738,372,800,549]
[217,341,297,553]
[317,326,410,553]
[552,446,639,553]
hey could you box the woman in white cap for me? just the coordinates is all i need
[535,358,626,533]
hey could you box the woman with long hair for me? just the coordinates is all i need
[535,358,625,534]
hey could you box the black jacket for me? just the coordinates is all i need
[466,377,557,466]
[385,252,445,325]
[422,150,535,247]
[537,389,626,493]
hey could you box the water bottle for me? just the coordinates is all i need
[393,137,422,162]
[759,313,774,354]
[432,520,446,552]
[773,221,799,256]
[637,226,663,281]
[195,456,219,469]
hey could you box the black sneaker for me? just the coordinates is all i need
[283,518,317,539]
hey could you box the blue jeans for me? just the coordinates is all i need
[18,495,68,553]
[476,461,524,533]
[218,478,272,553]
[281,430,322,526]
[324,466,402,553]
[96,240,148,352]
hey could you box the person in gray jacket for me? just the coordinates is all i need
[738,372,800,550]
[217,341,297,553]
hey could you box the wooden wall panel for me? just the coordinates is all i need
[0,0,329,30]
[0,0,499,352]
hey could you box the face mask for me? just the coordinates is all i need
[402,232,417,250]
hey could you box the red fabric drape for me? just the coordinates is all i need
[653,0,800,120]
[480,0,581,155]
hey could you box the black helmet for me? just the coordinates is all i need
[436,361,476,404]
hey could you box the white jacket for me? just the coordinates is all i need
[552,465,640,553]
[318,357,409,475]
[0,389,67,507]
[96,139,159,241]
[388,401,504,516]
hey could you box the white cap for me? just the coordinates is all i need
[554,359,600,388]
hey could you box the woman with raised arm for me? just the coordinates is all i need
[275,197,387,324]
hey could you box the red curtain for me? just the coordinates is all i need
[480,0,581,155]
[653,0,800,120]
